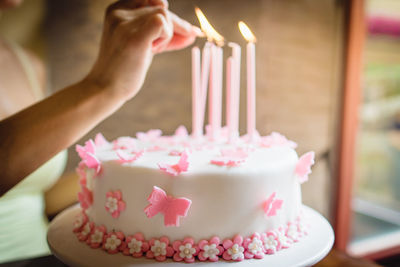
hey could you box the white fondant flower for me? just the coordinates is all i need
[128,238,143,254]
[277,231,290,248]
[91,229,104,244]
[227,244,244,260]
[179,243,196,259]
[202,244,220,260]
[105,197,118,213]
[73,215,84,229]
[263,235,278,251]
[105,234,122,250]
[151,240,167,257]
[81,223,91,236]
[247,237,263,255]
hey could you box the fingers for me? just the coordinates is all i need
[169,11,203,38]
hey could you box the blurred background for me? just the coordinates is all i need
[0,0,399,265]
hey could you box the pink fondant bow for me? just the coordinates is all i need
[144,186,192,227]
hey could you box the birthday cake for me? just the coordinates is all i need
[73,128,315,263]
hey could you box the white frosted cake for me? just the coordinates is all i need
[73,126,315,263]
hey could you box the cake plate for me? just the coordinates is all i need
[47,205,334,267]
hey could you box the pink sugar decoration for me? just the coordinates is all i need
[78,185,93,210]
[146,145,166,152]
[146,237,174,261]
[122,233,149,257]
[102,231,125,254]
[95,133,108,147]
[263,192,283,217]
[172,237,199,263]
[158,150,189,176]
[295,151,315,184]
[137,129,162,142]
[198,236,223,262]
[105,190,126,218]
[144,186,192,227]
[87,225,107,249]
[222,235,245,261]
[260,132,297,148]
[211,148,248,167]
[112,137,137,150]
[243,233,265,259]
[168,150,182,156]
[76,139,101,174]
[174,125,189,138]
[116,149,144,164]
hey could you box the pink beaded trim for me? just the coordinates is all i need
[73,210,309,263]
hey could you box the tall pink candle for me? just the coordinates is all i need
[191,46,201,138]
[199,42,211,131]
[227,43,241,141]
[208,44,223,140]
[247,41,256,140]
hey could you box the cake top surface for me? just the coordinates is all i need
[77,126,301,176]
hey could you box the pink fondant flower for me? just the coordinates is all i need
[103,231,125,254]
[146,145,166,152]
[78,185,93,210]
[95,133,109,147]
[222,235,245,261]
[137,129,162,142]
[263,192,283,217]
[76,140,101,174]
[112,136,137,150]
[275,227,291,249]
[261,231,280,254]
[122,233,149,257]
[198,236,224,262]
[295,151,315,184]
[168,149,182,156]
[296,220,309,238]
[172,237,199,263]
[76,162,87,186]
[286,222,300,243]
[105,190,126,218]
[144,186,192,227]
[243,233,265,259]
[260,132,297,148]
[87,225,107,248]
[77,221,94,241]
[73,211,88,233]
[146,237,174,262]
[158,150,189,176]
[116,149,144,164]
[174,125,189,139]
[210,148,248,167]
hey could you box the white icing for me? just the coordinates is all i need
[85,136,303,242]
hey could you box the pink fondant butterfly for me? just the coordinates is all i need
[263,192,283,217]
[144,186,192,227]
[158,150,189,176]
[210,148,248,167]
[76,140,101,174]
[116,149,144,164]
[174,125,189,138]
[136,129,162,142]
[295,151,315,184]
[94,133,109,147]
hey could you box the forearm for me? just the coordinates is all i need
[0,80,125,196]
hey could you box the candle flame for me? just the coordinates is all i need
[195,7,224,46]
[238,21,256,43]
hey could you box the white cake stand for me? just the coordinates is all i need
[47,205,334,267]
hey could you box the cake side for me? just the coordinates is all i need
[73,128,315,262]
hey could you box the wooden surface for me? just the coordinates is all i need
[316,249,382,267]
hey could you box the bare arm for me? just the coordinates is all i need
[0,0,200,196]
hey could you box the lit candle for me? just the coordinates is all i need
[191,47,201,138]
[195,7,224,141]
[239,21,257,141]
[227,42,241,142]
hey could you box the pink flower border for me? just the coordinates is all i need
[74,209,308,263]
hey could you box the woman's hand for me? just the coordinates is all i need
[86,0,201,102]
